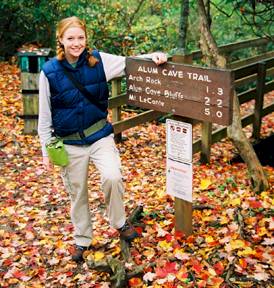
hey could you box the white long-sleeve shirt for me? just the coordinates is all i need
[38,52,153,156]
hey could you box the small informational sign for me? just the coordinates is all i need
[166,119,193,202]
[166,159,193,203]
[126,57,234,125]
[166,119,192,163]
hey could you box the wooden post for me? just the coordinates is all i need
[172,54,193,236]
[20,73,39,134]
[175,198,193,236]
[22,90,39,135]
[172,54,193,64]
[253,62,266,141]
[200,121,212,163]
[111,79,122,142]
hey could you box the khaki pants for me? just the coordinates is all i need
[61,134,126,246]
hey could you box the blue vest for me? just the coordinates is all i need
[42,49,113,145]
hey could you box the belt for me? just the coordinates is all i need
[61,119,107,141]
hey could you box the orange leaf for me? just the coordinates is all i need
[192,262,203,274]
[128,277,142,287]
[12,270,25,279]
[239,258,247,269]
[208,276,224,286]
[248,200,262,209]
[176,266,188,282]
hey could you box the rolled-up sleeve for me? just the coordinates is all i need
[100,52,126,82]
[38,71,52,157]
[100,52,158,82]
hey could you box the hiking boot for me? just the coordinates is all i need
[71,245,91,263]
[118,221,139,242]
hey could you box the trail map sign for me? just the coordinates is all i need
[166,120,193,203]
[126,58,234,125]
[166,120,192,164]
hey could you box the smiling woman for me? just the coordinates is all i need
[59,27,86,63]
[56,17,98,67]
[37,15,167,263]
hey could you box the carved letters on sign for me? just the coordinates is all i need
[126,58,234,125]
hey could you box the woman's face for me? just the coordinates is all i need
[60,26,86,63]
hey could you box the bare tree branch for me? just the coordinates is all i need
[127,0,146,28]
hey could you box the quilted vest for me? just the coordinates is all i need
[42,49,113,145]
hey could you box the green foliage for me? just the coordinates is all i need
[0,0,62,58]
[0,0,273,59]
[211,0,273,45]
[82,0,181,55]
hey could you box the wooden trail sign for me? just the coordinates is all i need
[126,57,234,125]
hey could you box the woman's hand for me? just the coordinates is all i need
[42,156,53,171]
[151,52,168,65]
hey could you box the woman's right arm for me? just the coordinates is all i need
[38,71,53,170]
[100,51,167,82]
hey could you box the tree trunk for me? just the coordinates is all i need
[227,93,269,192]
[178,0,190,53]
[197,0,268,192]
[204,0,212,28]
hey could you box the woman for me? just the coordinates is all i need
[38,16,167,263]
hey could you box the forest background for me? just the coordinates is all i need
[1,0,273,59]
[0,0,273,288]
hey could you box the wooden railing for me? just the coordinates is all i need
[109,37,274,161]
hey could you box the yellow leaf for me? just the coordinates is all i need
[111,246,121,257]
[56,240,65,249]
[220,216,230,225]
[200,178,212,190]
[158,240,172,251]
[257,227,267,236]
[260,192,268,199]
[94,251,105,261]
[90,236,104,247]
[208,267,217,276]
[145,220,155,225]
[237,247,256,256]
[203,216,215,222]
[157,189,165,198]
[205,236,214,243]
[230,239,245,250]
[173,248,189,260]
[73,273,86,281]
[143,248,155,260]
[229,198,241,206]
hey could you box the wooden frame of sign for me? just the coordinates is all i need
[126,57,234,126]
[126,57,234,236]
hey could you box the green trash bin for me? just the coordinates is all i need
[17,48,52,134]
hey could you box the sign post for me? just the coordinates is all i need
[125,58,233,235]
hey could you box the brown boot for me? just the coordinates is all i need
[71,245,90,263]
[118,221,139,242]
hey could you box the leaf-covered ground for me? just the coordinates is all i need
[0,62,273,288]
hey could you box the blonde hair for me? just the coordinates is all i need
[56,16,98,67]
